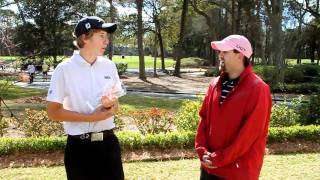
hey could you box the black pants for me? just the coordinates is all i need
[64,133,124,180]
[200,168,224,180]
[29,73,34,83]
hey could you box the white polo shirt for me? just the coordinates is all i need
[47,51,123,135]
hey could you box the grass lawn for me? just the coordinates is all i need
[111,55,175,69]
[0,55,176,69]
[0,81,47,100]
[119,95,183,112]
[0,153,319,179]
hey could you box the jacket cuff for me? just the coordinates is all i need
[210,150,222,167]
[196,147,208,161]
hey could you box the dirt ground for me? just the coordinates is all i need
[120,72,212,93]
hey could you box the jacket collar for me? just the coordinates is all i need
[220,65,253,85]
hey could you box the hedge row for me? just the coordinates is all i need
[1,125,319,156]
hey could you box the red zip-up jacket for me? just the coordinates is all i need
[195,66,272,180]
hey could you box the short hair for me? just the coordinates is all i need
[233,49,250,67]
[73,29,102,49]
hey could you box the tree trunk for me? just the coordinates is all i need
[265,0,285,89]
[235,0,242,33]
[136,0,146,80]
[231,0,235,33]
[153,33,158,77]
[173,0,189,77]
[154,14,165,71]
[108,0,115,60]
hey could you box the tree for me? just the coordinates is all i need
[0,8,18,56]
[136,0,146,80]
[144,0,169,71]
[189,0,219,66]
[264,0,285,89]
[173,0,189,77]
[14,0,81,66]
[108,0,116,60]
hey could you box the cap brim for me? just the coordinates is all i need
[211,41,234,51]
[101,23,117,33]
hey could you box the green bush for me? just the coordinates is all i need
[1,126,320,155]
[131,108,175,135]
[0,117,9,137]
[284,67,304,83]
[21,109,64,137]
[180,57,210,67]
[0,136,66,155]
[174,98,203,131]
[268,125,320,143]
[284,83,320,93]
[270,104,300,127]
[253,65,275,84]
[298,64,320,77]
[298,95,320,125]
[204,68,220,77]
[115,62,128,75]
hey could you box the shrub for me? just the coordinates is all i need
[270,104,300,127]
[21,109,64,137]
[268,125,320,143]
[174,98,203,131]
[284,83,320,93]
[115,62,128,75]
[298,95,320,125]
[1,126,320,155]
[204,68,220,77]
[131,108,175,135]
[253,65,275,84]
[298,64,320,77]
[0,117,9,137]
[284,67,304,83]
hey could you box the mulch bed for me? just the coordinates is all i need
[1,141,319,169]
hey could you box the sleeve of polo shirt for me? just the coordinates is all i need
[46,65,65,104]
[111,63,125,95]
[209,83,272,168]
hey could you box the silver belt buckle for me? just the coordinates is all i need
[91,132,104,142]
[80,133,89,140]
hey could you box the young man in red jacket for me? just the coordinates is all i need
[195,35,272,180]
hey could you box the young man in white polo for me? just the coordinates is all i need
[47,16,124,180]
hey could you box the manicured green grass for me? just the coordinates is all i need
[287,58,319,65]
[0,153,319,179]
[0,55,176,69]
[119,95,183,111]
[0,56,20,62]
[4,94,183,119]
[0,81,47,100]
[111,55,175,69]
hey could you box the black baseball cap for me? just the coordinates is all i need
[74,16,117,38]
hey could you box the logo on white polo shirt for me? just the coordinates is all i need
[104,75,111,79]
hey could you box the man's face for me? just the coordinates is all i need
[218,50,242,73]
[85,30,109,56]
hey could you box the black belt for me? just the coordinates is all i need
[69,129,114,141]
